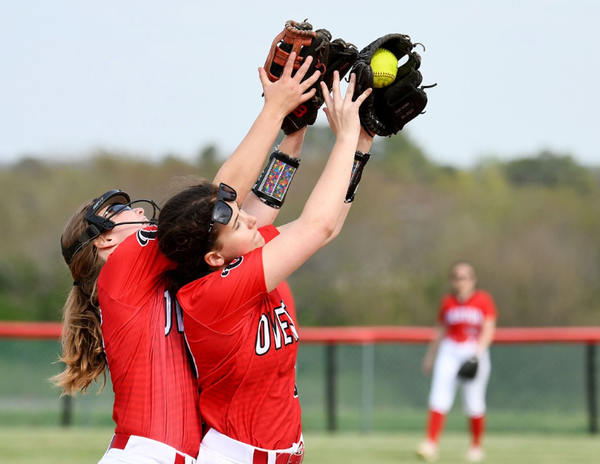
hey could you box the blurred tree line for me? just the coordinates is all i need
[1,126,599,327]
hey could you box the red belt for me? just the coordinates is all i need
[109,434,187,464]
[252,441,304,464]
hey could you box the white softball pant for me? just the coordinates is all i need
[428,338,491,417]
[98,434,197,464]
[198,428,304,464]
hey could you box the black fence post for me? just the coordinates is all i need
[325,343,337,432]
[61,395,73,427]
[586,343,598,434]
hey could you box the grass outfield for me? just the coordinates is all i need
[0,427,598,463]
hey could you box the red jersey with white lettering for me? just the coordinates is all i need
[438,290,497,342]
[277,280,297,322]
[177,225,301,450]
[97,226,202,457]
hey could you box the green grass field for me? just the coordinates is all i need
[0,427,597,464]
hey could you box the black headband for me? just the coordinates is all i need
[61,189,150,265]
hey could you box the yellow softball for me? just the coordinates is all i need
[370,48,398,88]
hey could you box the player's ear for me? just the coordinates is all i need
[93,235,114,262]
[204,251,225,269]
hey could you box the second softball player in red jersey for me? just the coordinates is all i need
[417,262,497,463]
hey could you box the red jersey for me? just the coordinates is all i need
[97,226,202,457]
[177,225,301,450]
[277,280,297,322]
[438,290,497,342]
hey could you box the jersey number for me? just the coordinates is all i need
[164,290,184,336]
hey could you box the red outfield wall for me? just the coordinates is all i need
[2,321,600,344]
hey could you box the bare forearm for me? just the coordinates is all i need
[324,203,351,246]
[213,107,283,202]
[301,134,358,233]
[357,127,374,154]
[326,130,374,244]
[299,72,369,230]
[278,127,306,157]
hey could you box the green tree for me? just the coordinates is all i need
[503,150,596,193]
[1,140,600,326]
[371,131,440,182]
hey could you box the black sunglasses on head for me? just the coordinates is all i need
[207,183,237,235]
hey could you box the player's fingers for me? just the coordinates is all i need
[282,52,298,77]
[344,73,357,100]
[322,106,332,125]
[300,69,321,91]
[353,87,373,107]
[320,81,332,107]
[298,87,317,104]
[331,71,343,104]
[258,67,271,88]
[294,55,313,81]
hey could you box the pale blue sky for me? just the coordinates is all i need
[1,1,599,167]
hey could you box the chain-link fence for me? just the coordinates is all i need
[297,342,598,434]
[0,331,598,434]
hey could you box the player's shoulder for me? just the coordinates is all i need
[259,224,279,243]
[474,289,498,314]
[100,226,171,285]
[475,289,494,301]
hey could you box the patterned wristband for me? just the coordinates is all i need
[252,148,300,209]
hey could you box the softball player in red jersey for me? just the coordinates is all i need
[417,262,497,463]
[96,224,202,463]
[53,52,321,464]
[157,73,374,464]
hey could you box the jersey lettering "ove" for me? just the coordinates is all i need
[255,302,299,356]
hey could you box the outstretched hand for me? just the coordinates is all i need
[321,72,372,140]
[259,52,322,119]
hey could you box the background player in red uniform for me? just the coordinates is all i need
[52,53,320,464]
[156,72,373,464]
[416,261,498,463]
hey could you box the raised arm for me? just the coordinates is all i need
[241,127,307,228]
[261,72,372,292]
[322,126,374,246]
[213,53,320,205]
